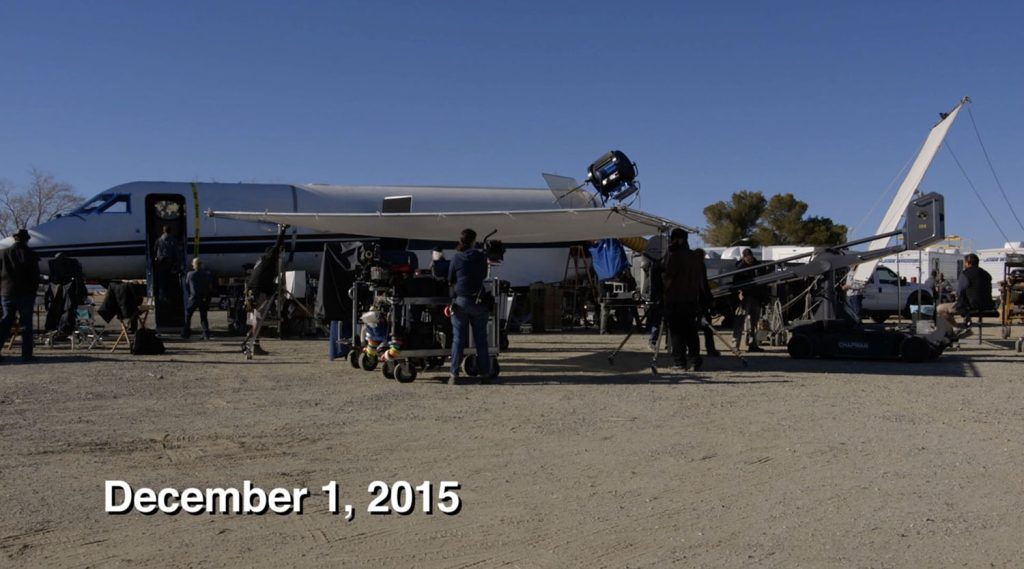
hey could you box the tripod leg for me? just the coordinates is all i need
[650,313,665,375]
[608,304,646,365]
[709,324,748,367]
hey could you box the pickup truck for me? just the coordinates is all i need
[858,266,935,322]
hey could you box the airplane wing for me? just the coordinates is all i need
[208,207,696,244]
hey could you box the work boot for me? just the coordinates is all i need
[748,344,764,353]
[252,344,269,356]
[691,356,704,371]
[706,347,721,357]
[447,374,458,386]
[202,331,212,340]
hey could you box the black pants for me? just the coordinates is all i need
[665,302,701,365]
[733,296,762,345]
[184,298,210,337]
[702,323,716,353]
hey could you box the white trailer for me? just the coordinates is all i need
[877,248,962,287]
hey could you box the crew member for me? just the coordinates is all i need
[447,228,491,385]
[693,248,721,357]
[661,228,710,370]
[0,229,41,363]
[732,248,765,352]
[937,253,993,334]
[429,246,451,279]
[152,224,183,309]
[183,257,214,340]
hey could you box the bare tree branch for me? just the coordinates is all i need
[0,170,83,238]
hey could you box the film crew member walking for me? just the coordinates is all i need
[0,229,41,363]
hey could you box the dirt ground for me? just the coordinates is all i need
[2,317,1024,568]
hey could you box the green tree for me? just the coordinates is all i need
[752,193,808,245]
[704,190,848,246]
[702,190,766,246]
[798,215,848,246]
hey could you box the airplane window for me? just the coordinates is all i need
[152,200,183,220]
[98,194,130,214]
[74,194,112,214]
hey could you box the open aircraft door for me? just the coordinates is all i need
[145,194,188,328]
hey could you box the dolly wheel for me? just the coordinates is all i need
[900,336,931,363]
[787,334,815,359]
[348,350,360,369]
[359,352,378,371]
[382,359,396,379]
[395,362,417,383]
[463,355,479,377]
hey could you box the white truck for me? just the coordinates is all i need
[858,265,935,323]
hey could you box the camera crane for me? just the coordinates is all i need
[709,192,959,362]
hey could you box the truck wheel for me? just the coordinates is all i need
[787,334,815,359]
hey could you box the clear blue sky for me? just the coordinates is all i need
[2,0,1021,249]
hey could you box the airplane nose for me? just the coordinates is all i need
[0,228,55,252]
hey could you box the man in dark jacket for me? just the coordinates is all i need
[447,228,491,384]
[732,248,766,352]
[661,228,710,370]
[938,253,993,332]
[0,229,41,362]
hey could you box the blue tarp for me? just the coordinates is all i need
[589,239,629,281]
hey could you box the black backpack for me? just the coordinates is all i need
[131,329,166,355]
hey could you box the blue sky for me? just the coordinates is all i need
[1,0,1021,248]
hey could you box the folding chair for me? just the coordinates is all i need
[110,304,152,352]
[72,305,105,349]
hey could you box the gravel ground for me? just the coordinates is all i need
[2,320,1023,568]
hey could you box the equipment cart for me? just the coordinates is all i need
[347,276,505,382]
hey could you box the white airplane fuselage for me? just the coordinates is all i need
[2,181,589,285]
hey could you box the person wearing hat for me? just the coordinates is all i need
[429,245,451,279]
[732,248,765,352]
[661,227,711,370]
[0,229,42,363]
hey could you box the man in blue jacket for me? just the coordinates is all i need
[447,228,491,385]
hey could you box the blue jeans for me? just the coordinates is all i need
[450,296,491,377]
[0,296,36,358]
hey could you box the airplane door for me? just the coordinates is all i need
[145,194,188,328]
